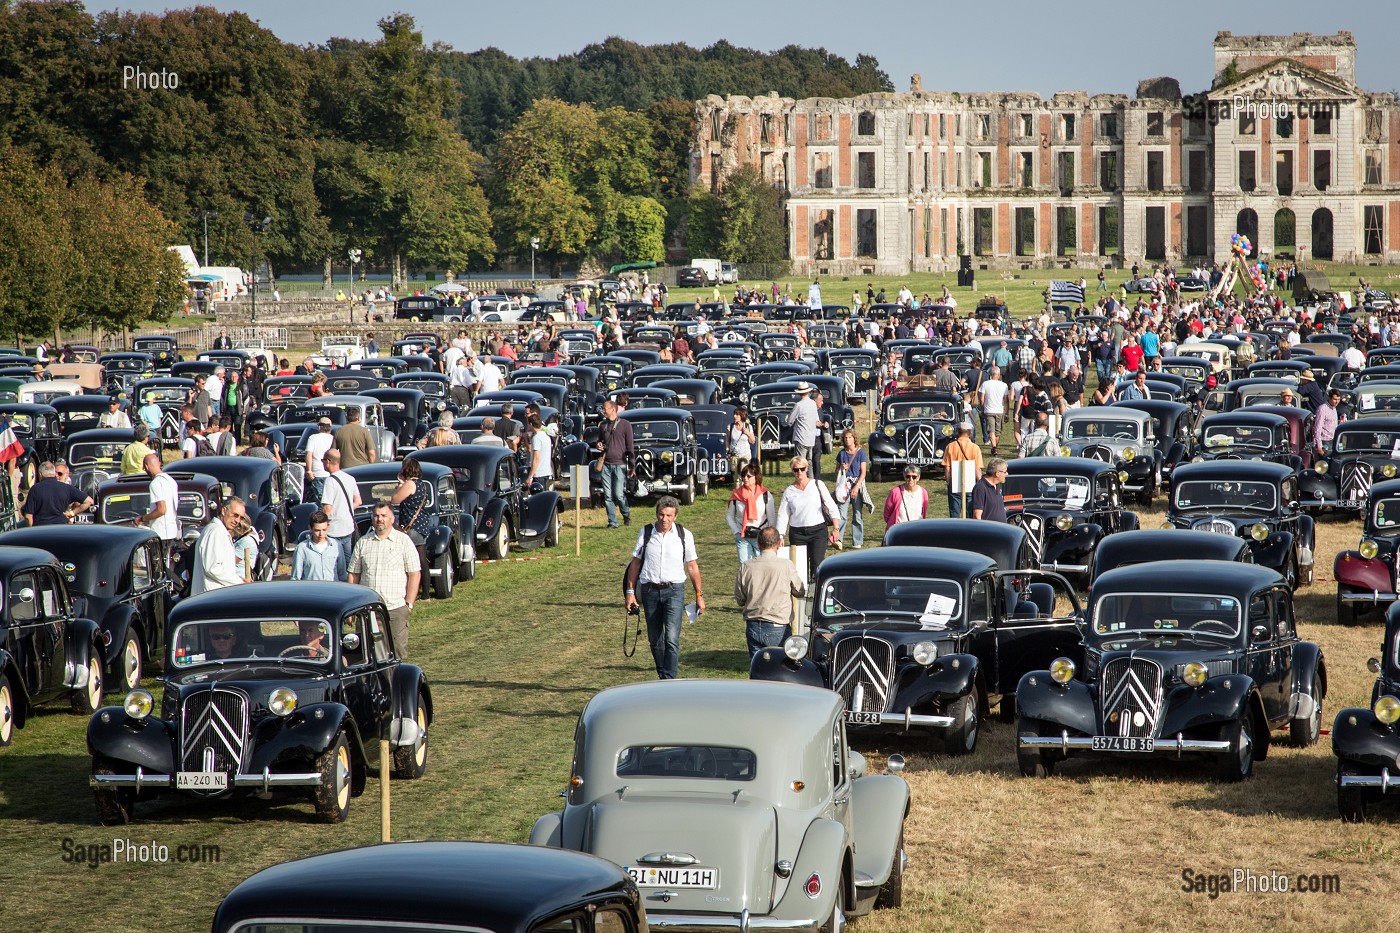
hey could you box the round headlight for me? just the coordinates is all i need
[1386,464,1398,479]
[660,451,674,463]
[1122,446,1137,461]
[1182,661,1208,688]
[1315,460,1329,475]
[436,400,447,411]
[1360,539,1380,560]
[1055,514,1073,531]
[727,375,736,384]
[123,689,154,720]
[783,636,809,661]
[1049,657,1076,684]
[1160,520,1173,529]
[1118,470,1130,483]
[1250,523,1269,542]
[884,425,896,437]
[1191,455,1204,463]
[899,447,907,456]
[1059,445,1071,456]
[1375,695,1400,725]
[912,641,937,666]
[941,425,954,437]
[268,687,299,717]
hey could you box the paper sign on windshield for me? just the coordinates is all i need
[1361,393,1377,411]
[919,593,957,629]
[1064,485,1088,510]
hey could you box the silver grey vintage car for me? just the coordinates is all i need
[1059,406,1162,504]
[531,679,909,932]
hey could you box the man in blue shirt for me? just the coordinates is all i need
[22,461,92,526]
[970,458,1008,522]
[291,510,348,581]
[1140,328,1160,363]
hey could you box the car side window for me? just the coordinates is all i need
[1248,593,1272,643]
[438,479,457,511]
[531,912,586,933]
[341,612,369,668]
[967,575,990,627]
[9,571,38,621]
[132,543,151,590]
[1271,588,1295,638]
[831,720,847,791]
[593,908,635,933]
[368,607,392,663]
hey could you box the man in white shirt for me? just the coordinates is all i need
[98,398,131,429]
[190,497,247,595]
[477,357,504,395]
[207,367,225,418]
[320,449,362,569]
[980,366,1010,453]
[623,497,704,679]
[134,453,180,555]
[450,355,477,408]
[304,418,334,501]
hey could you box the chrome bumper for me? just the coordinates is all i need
[648,910,818,933]
[1338,591,1400,604]
[90,767,322,792]
[1339,768,1399,792]
[1041,561,1089,574]
[1018,732,1231,754]
[847,710,955,730]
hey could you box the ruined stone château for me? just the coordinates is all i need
[692,32,1400,274]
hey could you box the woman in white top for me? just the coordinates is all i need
[775,455,839,583]
[728,405,755,475]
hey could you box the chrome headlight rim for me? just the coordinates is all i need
[783,635,809,661]
[1054,513,1073,531]
[1121,446,1137,461]
[1360,539,1380,560]
[1315,459,1329,475]
[1375,694,1400,725]
[911,640,937,666]
[1182,660,1208,688]
[268,686,299,717]
[1384,464,1397,479]
[941,425,954,437]
[1049,657,1076,685]
[122,689,154,720]
[1249,523,1269,542]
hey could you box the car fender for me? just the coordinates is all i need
[1296,513,1315,552]
[849,774,908,889]
[530,810,564,847]
[1015,672,1097,735]
[891,653,979,711]
[521,489,562,540]
[769,817,847,925]
[390,663,433,747]
[479,498,509,538]
[1335,552,1391,592]
[246,701,368,795]
[749,648,825,688]
[1298,471,1336,502]
[1289,642,1327,720]
[1157,675,1260,738]
[1118,511,1140,532]
[1044,524,1101,565]
[1164,440,1187,470]
[1332,708,1400,769]
[99,604,142,670]
[64,618,103,688]
[288,502,319,544]
[561,440,592,469]
[1250,531,1294,574]
[86,707,177,774]
[424,524,452,560]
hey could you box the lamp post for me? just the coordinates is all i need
[348,248,362,324]
[245,213,272,324]
[530,237,539,281]
[196,210,217,268]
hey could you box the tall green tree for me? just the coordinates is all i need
[686,166,786,263]
[0,145,74,341]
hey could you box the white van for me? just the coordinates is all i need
[690,258,723,284]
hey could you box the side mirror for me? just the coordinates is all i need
[17,587,34,603]
[1368,657,1382,674]
[847,750,868,781]
[885,754,906,774]
[1250,624,1270,642]
[341,632,361,652]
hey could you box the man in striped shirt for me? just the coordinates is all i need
[1312,389,1343,457]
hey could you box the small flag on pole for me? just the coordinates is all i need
[0,416,23,463]
[1049,280,1085,303]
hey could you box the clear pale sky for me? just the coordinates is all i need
[110,0,1399,97]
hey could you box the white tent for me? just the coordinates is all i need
[169,245,199,278]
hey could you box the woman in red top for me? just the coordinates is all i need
[725,463,774,564]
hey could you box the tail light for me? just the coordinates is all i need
[804,873,822,898]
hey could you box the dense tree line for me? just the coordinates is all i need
[0,1,891,326]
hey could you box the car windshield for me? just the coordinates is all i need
[1003,473,1093,508]
[399,381,443,396]
[1335,429,1400,454]
[630,420,681,442]
[26,388,72,404]
[5,413,32,435]
[616,745,757,781]
[265,383,310,402]
[1203,424,1272,448]
[885,400,958,422]
[819,575,962,628]
[132,340,172,351]
[1355,389,1400,416]
[1239,388,1297,408]
[142,387,187,405]
[1173,479,1277,511]
[172,618,334,667]
[102,489,209,524]
[691,411,729,433]
[750,390,804,412]
[829,353,869,367]
[1065,419,1141,442]
[1092,592,1241,638]
[67,442,125,467]
[1374,499,1400,530]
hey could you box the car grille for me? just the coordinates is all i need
[906,425,937,464]
[1082,444,1113,463]
[180,687,249,776]
[831,636,895,713]
[1173,660,1232,683]
[1100,657,1163,738]
[1191,518,1237,536]
[1341,460,1373,503]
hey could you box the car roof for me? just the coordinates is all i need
[170,581,383,625]
[346,461,452,482]
[0,545,63,573]
[1338,415,1400,431]
[1066,405,1151,422]
[1094,559,1280,595]
[1200,410,1289,427]
[882,519,1024,563]
[410,445,512,467]
[620,407,694,422]
[1008,456,1117,478]
[1094,529,1249,568]
[167,455,277,480]
[0,524,156,562]
[582,679,841,742]
[819,545,994,579]
[1170,460,1295,482]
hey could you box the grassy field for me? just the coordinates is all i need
[3,428,1399,932]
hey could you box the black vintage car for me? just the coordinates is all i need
[1058,406,1162,505]
[628,363,700,389]
[579,355,632,394]
[690,403,735,484]
[1112,398,1193,481]
[1333,601,1400,821]
[132,377,195,447]
[247,375,315,430]
[744,383,811,464]
[131,336,180,372]
[392,371,455,413]
[1301,416,1400,514]
[1334,478,1400,624]
[593,407,709,505]
[696,351,749,402]
[1190,410,1302,469]
[1092,528,1252,581]
[0,402,61,490]
[752,547,1081,752]
[95,472,224,597]
[0,525,169,691]
[170,456,304,576]
[650,378,719,407]
[409,445,562,560]
[98,352,155,397]
[365,386,432,456]
[1166,460,1315,587]
[1016,562,1325,782]
[0,546,106,747]
[211,842,646,933]
[63,428,135,496]
[51,394,124,438]
[87,582,431,823]
[1003,458,1140,582]
[340,461,476,596]
[321,369,388,395]
[744,361,813,395]
[758,332,802,363]
[867,391,961,479]
[883,518,1034,570]
[817,347,881,396]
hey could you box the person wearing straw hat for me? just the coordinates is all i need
[787,381,820,478]
[1297,368,1326,413]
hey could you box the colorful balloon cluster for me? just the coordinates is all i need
[1230,232,1252,257]
[1248,259,1268,293]
[1229,233,1266,293]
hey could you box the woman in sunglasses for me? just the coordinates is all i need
[775,455,840,583]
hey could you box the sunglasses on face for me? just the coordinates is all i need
[210,632,235,641]
[793,466,807,473]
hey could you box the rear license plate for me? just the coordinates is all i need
[1091,736,1155,752]
[625,866,718,889]
[762,441,783,451]
[843,710,882,725]
[176,771,228,790]
[73,513,92,523]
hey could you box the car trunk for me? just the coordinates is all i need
[589,792,778,915]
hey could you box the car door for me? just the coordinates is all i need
[829,716,852,834]
[7,567,66,702]
[1268,586,1298,724]
[1244,590,1285,721]
[991,570,1084,694]
[133,539,169,663]
[340,608,393,739]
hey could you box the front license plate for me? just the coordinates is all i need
[843,710,882,725]
[625,866,718,889]
[762,441,783,451]
[1343,499,1362,509]
[1091,736,1155,753]
[176,771,228,790]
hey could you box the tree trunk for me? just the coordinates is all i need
[393,253,405,292]
[322,257,333,291]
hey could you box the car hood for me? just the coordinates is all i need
[588,792,778,915]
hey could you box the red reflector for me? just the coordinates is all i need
[804,873,821,898]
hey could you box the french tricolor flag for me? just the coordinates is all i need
[0,416,23,463]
